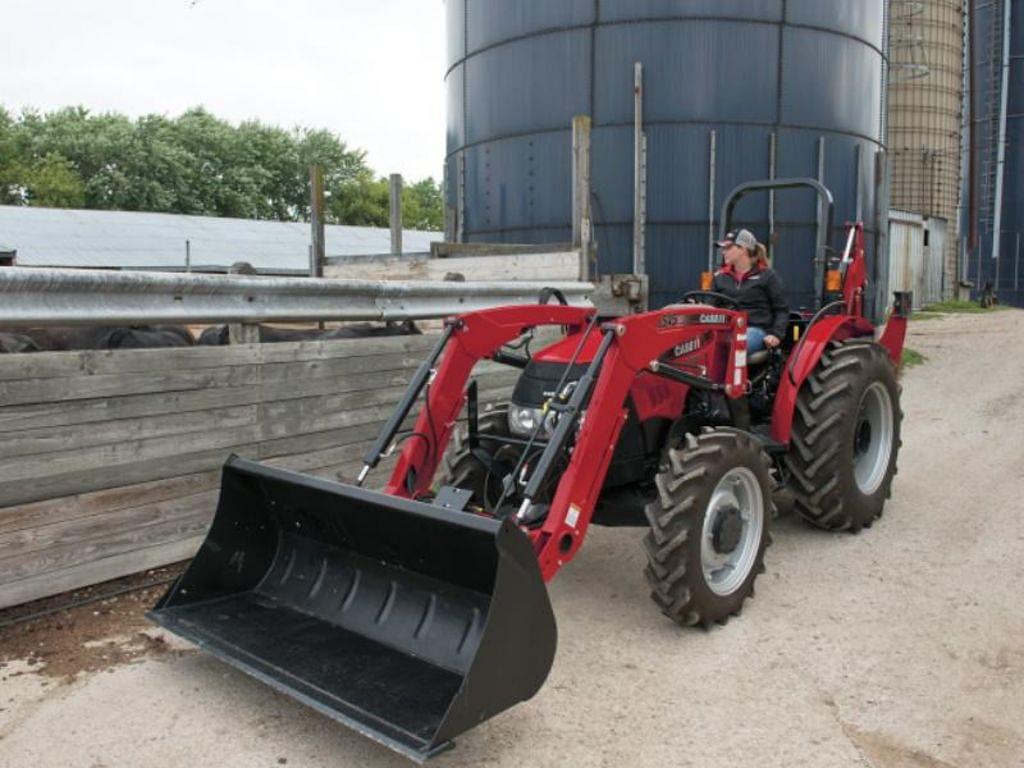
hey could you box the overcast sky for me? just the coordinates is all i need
[2,0,448,181]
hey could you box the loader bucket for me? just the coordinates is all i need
[148,456,556,762]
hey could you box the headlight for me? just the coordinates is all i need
[508,405,557,438]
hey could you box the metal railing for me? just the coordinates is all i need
[0,268,593,326]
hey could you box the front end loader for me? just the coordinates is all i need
[150,179,910,761]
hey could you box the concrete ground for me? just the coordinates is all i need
[1,310,1022,768]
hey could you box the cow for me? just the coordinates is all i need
[95,325,194,349]
[0,331,41,354]
[197,321,421,346]
[2,325,194,352]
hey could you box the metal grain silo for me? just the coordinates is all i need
[888,0,966,300]
[445,1,889,312]
[967,0,1022,307]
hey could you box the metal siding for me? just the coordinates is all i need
[780,29,883,140]
[924,218,947,306]
[592,21,781,124]
[785,0,885,48]
[0,207,439,271]
[967,0,1023,306]
[446,0,466,69]
[597,1,783,23]
[464,29,591,145]
[1006,0,1024,305]
[889,212,926,309]
[448,1,886,309]
[465,132,572,234]
[466,0,595,50]
[446,64,466,151]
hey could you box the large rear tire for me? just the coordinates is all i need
[785,339,902,532]
[643,428,774,627]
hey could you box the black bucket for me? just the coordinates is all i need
[149,456,557,762]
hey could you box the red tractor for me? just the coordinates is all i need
[151,179,910,761]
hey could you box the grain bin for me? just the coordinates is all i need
[445,1,890,312]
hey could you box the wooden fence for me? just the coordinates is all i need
[0,334,519,609]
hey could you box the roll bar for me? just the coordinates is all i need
[719,178,835,308]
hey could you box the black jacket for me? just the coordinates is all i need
[711,264,789,338]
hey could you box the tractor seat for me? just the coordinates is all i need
[747,349,772,367]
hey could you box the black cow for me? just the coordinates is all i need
[0,332,41,354]
[197,321,421,346]
[96,325,194,349]
[4,325,194,351]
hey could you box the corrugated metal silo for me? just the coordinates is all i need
[888,0,966,300]
[968,0,1023,306]
[445,1,890,312]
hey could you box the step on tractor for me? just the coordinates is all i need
[149,179,910,762]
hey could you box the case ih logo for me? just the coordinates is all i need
[699,313,728,325]
[658,313,728,329]
[672,337,703,357]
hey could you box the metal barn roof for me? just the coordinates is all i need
[0,206,438,272]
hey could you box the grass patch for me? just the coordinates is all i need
[901,348,927,369]
[920,299,1007,314]
[910,312,944,321]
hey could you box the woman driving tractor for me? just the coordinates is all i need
[712,229,789,352]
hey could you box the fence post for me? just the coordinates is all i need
[633,61,646,277]
[390,174,404,256]
[309,165,326,278]
[572,115,593,281]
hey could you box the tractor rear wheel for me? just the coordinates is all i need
[440,406,514,513]
[785,339,902,532]
[643,428,774,627]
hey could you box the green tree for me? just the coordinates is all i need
[19,153,86,208]
[402,177,443,230]
[0,104,443,229]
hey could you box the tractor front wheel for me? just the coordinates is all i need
[785,339,902,532]
[643,428,774,627]
[440,406,514,513]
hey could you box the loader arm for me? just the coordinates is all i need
[530,308,749,580]
[384,305,594,498]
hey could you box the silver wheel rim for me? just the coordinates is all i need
[700,467,765,596]
[853,382,894,495]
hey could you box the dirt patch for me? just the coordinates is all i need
[0,565,188,682]
[842,725,959,768]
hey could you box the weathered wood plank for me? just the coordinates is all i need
[0,489,220,560]
[0,333,439,382]
[0,508,213,584]
[0,348,433,409]
[0,536,203,610]
[0,405,260,461]
[0,385,262,434]
[0,443,261,509]
[0,422,263,484]
[0,365,257,407]
[0,470,221,536]
[0,440,377,537]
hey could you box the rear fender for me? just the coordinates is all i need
[877,291,912,366]
[770,315,874,444]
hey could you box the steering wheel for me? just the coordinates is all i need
[680,291,741,310]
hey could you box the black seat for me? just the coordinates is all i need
[748,349,772,367]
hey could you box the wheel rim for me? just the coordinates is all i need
[700,467,764,596]
[853,382,894,495]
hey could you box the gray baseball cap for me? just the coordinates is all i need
[716,229,758,251]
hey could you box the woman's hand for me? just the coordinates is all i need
[764,334,781,349]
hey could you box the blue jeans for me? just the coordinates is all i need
[747,326,767,352]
